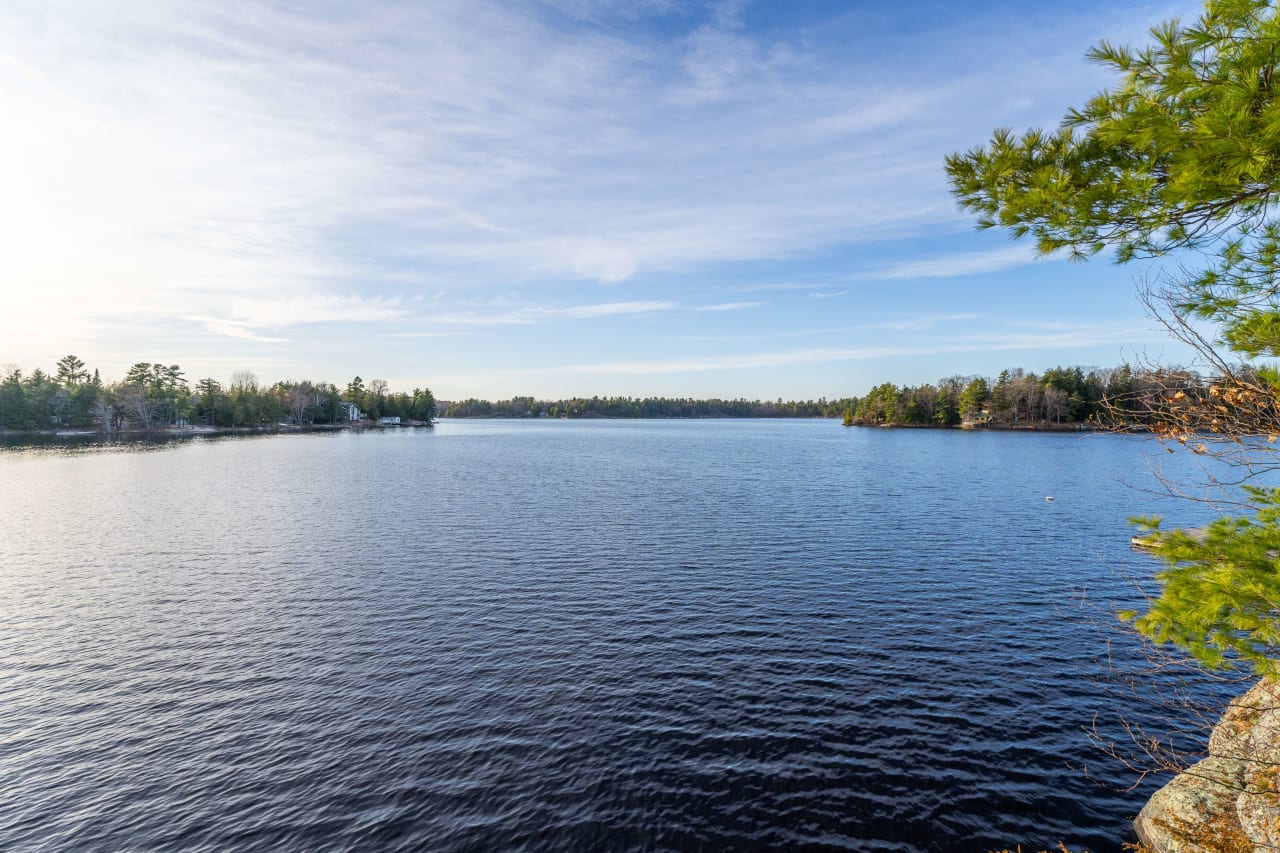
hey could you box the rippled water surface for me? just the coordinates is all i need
[0,421,1232,850]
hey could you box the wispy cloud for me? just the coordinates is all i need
[561,324,1156,375]
[861,246,1044,280]
[184,295,409,345]
[568,347,904,375]
[693,301,762,312]
[0,0,1199,390]
[387,331,473,338]
[226,296,408,328]
[0,0,1132,309]
[559,301,674,319]
[670,314,981,342]
[881,313,980,331]
[185,316,291,344]
[736,282,831,293]
[420,299,678,327]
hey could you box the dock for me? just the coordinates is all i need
[1131,528,1205,550]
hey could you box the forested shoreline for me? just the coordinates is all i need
[0,355,436,433]
[444,364,1228,426]
[442,396,857,419]
[2,355,1248,436]
[853,366,1112,427]
[852,363,1254,431]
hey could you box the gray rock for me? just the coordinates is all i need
[1134,755,1246,851]
[1135,679,1280,851]
[1236,681,1280,847]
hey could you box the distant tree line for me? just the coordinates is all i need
[8,355,1246,435]
[0,355,435,432]
[850,364,1240,429]
[444,395,857,419]
[854,366,1115,426]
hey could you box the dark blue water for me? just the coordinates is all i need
[0,421,1231,850]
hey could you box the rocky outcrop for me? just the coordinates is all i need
[1135,678,1280,851]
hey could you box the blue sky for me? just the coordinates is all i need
[0,0,1207,400]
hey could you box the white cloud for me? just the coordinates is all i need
[0,0,1133,313]
[671,314,980,342]
[387,331,472,338]
[0,0,1205,390]
[570,243,639,283]
[694,302,762,312]
[226,296,408,328]
[418,300,676,326]
[863,246,1045,281]
[185,317,291,344]
[558,301,674,318]
[562,324,1158,375]
[673,0,795,104]
[430,311,540,327]
[569,347,903,374]
[881,313,981,331]
[737,282,832,293]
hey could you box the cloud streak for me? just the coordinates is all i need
[560,324,1155,375]
[558,301,675,319]
[862,246,1045,280]
[185,317,291,344]
[227,296,409,328]
[693,302,763,312]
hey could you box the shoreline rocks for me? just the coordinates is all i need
[1135,678,1280,851]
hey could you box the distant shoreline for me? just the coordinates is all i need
[848,420,1098,432]
[0,419,1110,436]
[438,414,838,420]
[0,421,434,440]
[439,415,1106,431]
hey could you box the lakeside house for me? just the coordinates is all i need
[378,416,401,426]
[342,402,365,421]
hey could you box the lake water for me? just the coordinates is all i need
[0,420,1237,851]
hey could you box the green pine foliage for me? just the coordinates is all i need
[1125,487,1280,676]
[947,0,1280,357]
[947,0,1280,675]
[946,0,1280,259]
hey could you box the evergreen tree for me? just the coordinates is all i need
[0,368,27,429]
[55,355,88,387]
[959,377,990,420]
[1126,487,1280,677]
[947,0,1280,674]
